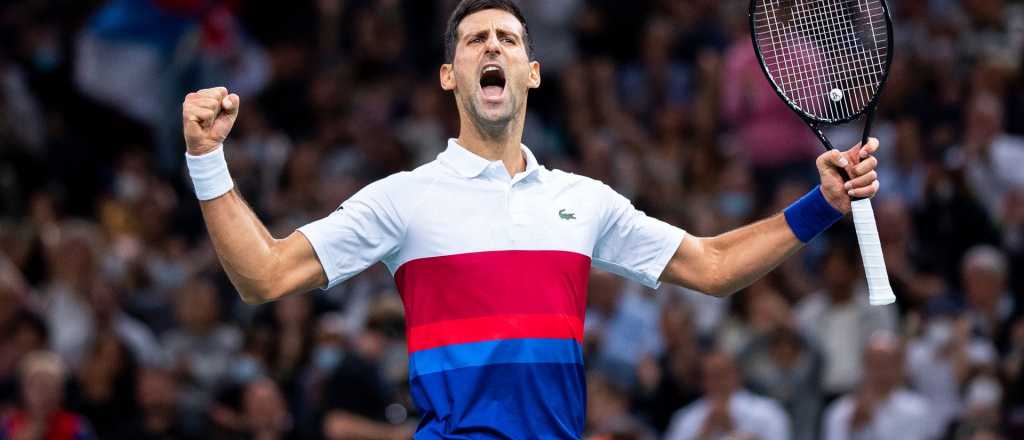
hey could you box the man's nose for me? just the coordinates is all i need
[484,33,501,56]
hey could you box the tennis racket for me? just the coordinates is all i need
[749,0,896,305]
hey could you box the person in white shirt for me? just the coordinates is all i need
[796,240,897,397]
[177,1,884,436]
[823,331,934,440]
[664,351,790,440]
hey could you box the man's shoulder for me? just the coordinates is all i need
[358,163,444,197]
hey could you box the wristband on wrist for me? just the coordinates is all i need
[784,186,844,243]
[186,144,234,201]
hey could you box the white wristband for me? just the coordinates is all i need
[186,144,234,201]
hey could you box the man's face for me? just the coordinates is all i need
[441,9,540,136]
[701,353,739,398]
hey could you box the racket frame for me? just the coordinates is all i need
[748,0,895,148]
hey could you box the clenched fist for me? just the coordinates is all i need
[182,87,240,155]
[817,137,881,214]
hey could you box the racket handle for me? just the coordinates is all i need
[850,199,895,306]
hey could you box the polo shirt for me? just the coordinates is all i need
[298,139,686,439]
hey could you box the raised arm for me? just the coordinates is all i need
[660,139,881,297]
[183,87,325,304]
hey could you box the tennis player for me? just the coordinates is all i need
[181,0,882,438]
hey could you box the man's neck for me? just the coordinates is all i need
[457,118,526,177]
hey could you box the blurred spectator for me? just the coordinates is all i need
[909,313,999,437]
[945,374,1004,440]
[585,370,656,440]
[739,326,824,440]
[716,281,792,356]
[163,277,242,426]
[618,18,691,121]
[960,92,1024,221]
[796,238,898,398]
[959,246,1016,338]
[84,275,164,367]
[585,271,662,382]
[664,351,790,440]
[823,332,933,440]
[72,330,138,438]
[634,296,702,433]
[311,310,413,440]
[116,368,190,440]
[876,196,947,311]
[0,351,94,439]
[211,378,296,440]
[0,311,48,394]
[41,221,103,368]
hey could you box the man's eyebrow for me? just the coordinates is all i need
[495,28,521,41]
[461,26,523,42]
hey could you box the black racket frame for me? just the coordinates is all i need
[748,0,895,151]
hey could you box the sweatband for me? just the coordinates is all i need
[784,186,844,243]
[186,144,234,201]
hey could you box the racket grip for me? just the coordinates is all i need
[850,199,895,306]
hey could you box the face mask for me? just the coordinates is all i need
[115,173,145,202]
[926,320,952,345]
[313,347,344,371]
[718,192,753,219]
[232,356,266,382]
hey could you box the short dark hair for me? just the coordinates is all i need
[444,0,533,63]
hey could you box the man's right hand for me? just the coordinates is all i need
[182,87,240,155]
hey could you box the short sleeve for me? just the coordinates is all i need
[297,174,408,289]
[592,184,686,289]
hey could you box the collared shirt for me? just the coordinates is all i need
[664,390,792,440]
[298,139,686,439]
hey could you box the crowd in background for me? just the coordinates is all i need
[0,0,1023,439]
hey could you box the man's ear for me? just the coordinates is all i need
[528,60,541,89]
[440,64,456,91]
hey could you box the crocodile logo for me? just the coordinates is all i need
[558,209,576,220]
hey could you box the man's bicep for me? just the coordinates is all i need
[275,230,330,295]
[658,234,709,292]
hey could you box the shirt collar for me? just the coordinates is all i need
[439,138,546,182]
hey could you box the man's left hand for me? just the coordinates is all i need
[816,137,881,214]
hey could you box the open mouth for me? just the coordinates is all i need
[480,65,506,100]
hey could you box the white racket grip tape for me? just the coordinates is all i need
[851,199,896,306]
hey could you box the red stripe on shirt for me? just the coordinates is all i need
[407,314,584,353]
[394,250,590,327]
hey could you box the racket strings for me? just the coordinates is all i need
[753,0,888,122]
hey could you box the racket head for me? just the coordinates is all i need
[749,0,894,125]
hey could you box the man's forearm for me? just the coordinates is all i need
[705,214,803,295]
[199,190,281,303]
[662,213,803,296]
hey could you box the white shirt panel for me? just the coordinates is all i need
[298,139,686,290]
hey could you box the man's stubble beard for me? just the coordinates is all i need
[461,90,520,142]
